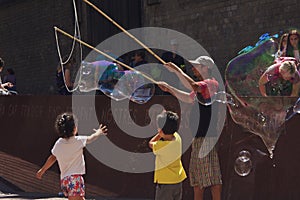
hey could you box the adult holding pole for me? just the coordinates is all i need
[158,57,222,200]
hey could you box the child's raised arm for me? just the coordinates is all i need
[86,124,108,144]
[36,154,57,179]
[149,133,161,149]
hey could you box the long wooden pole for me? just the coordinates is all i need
[54,26,158,84]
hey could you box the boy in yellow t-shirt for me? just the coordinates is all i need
[149,111,187,200]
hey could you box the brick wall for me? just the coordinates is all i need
[142,0,300,74]
[0,0,75,94]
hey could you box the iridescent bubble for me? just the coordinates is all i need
[225,36,297,157]
[113,70,155,104]
[226,38,277,96]
[234,150,252,177]
[79,60,127,101]
[79,61,97,92]
[78,60,154,103]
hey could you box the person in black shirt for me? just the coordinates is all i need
[157,56,222,200]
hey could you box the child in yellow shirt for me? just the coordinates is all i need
[149,111,187,200]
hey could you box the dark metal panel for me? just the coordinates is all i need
[1,96,300,199]
[86,0,142,46]
[0,0,13,4]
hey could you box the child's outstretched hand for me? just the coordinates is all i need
[93,124,108,136]
[87,124,108,144]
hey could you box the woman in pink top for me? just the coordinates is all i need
[259,59,300,96]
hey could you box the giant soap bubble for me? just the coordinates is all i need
[113,69,155,104]
[225,34,297,158]
[78,60,155,104]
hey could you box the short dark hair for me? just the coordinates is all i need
[156,111,179,135]
[55,112,77,138]
[0,58,4,68]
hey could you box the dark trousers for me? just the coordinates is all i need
[155,182,182,200]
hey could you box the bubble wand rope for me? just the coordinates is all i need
[83,0,166,65]
[54,26,159,85]
[55,0,83,93]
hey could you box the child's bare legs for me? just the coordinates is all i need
[193,186,204,200]
[211,184,222,200]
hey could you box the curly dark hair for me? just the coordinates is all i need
[55,112,77,138]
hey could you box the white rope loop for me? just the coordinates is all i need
[54,0,83,93]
